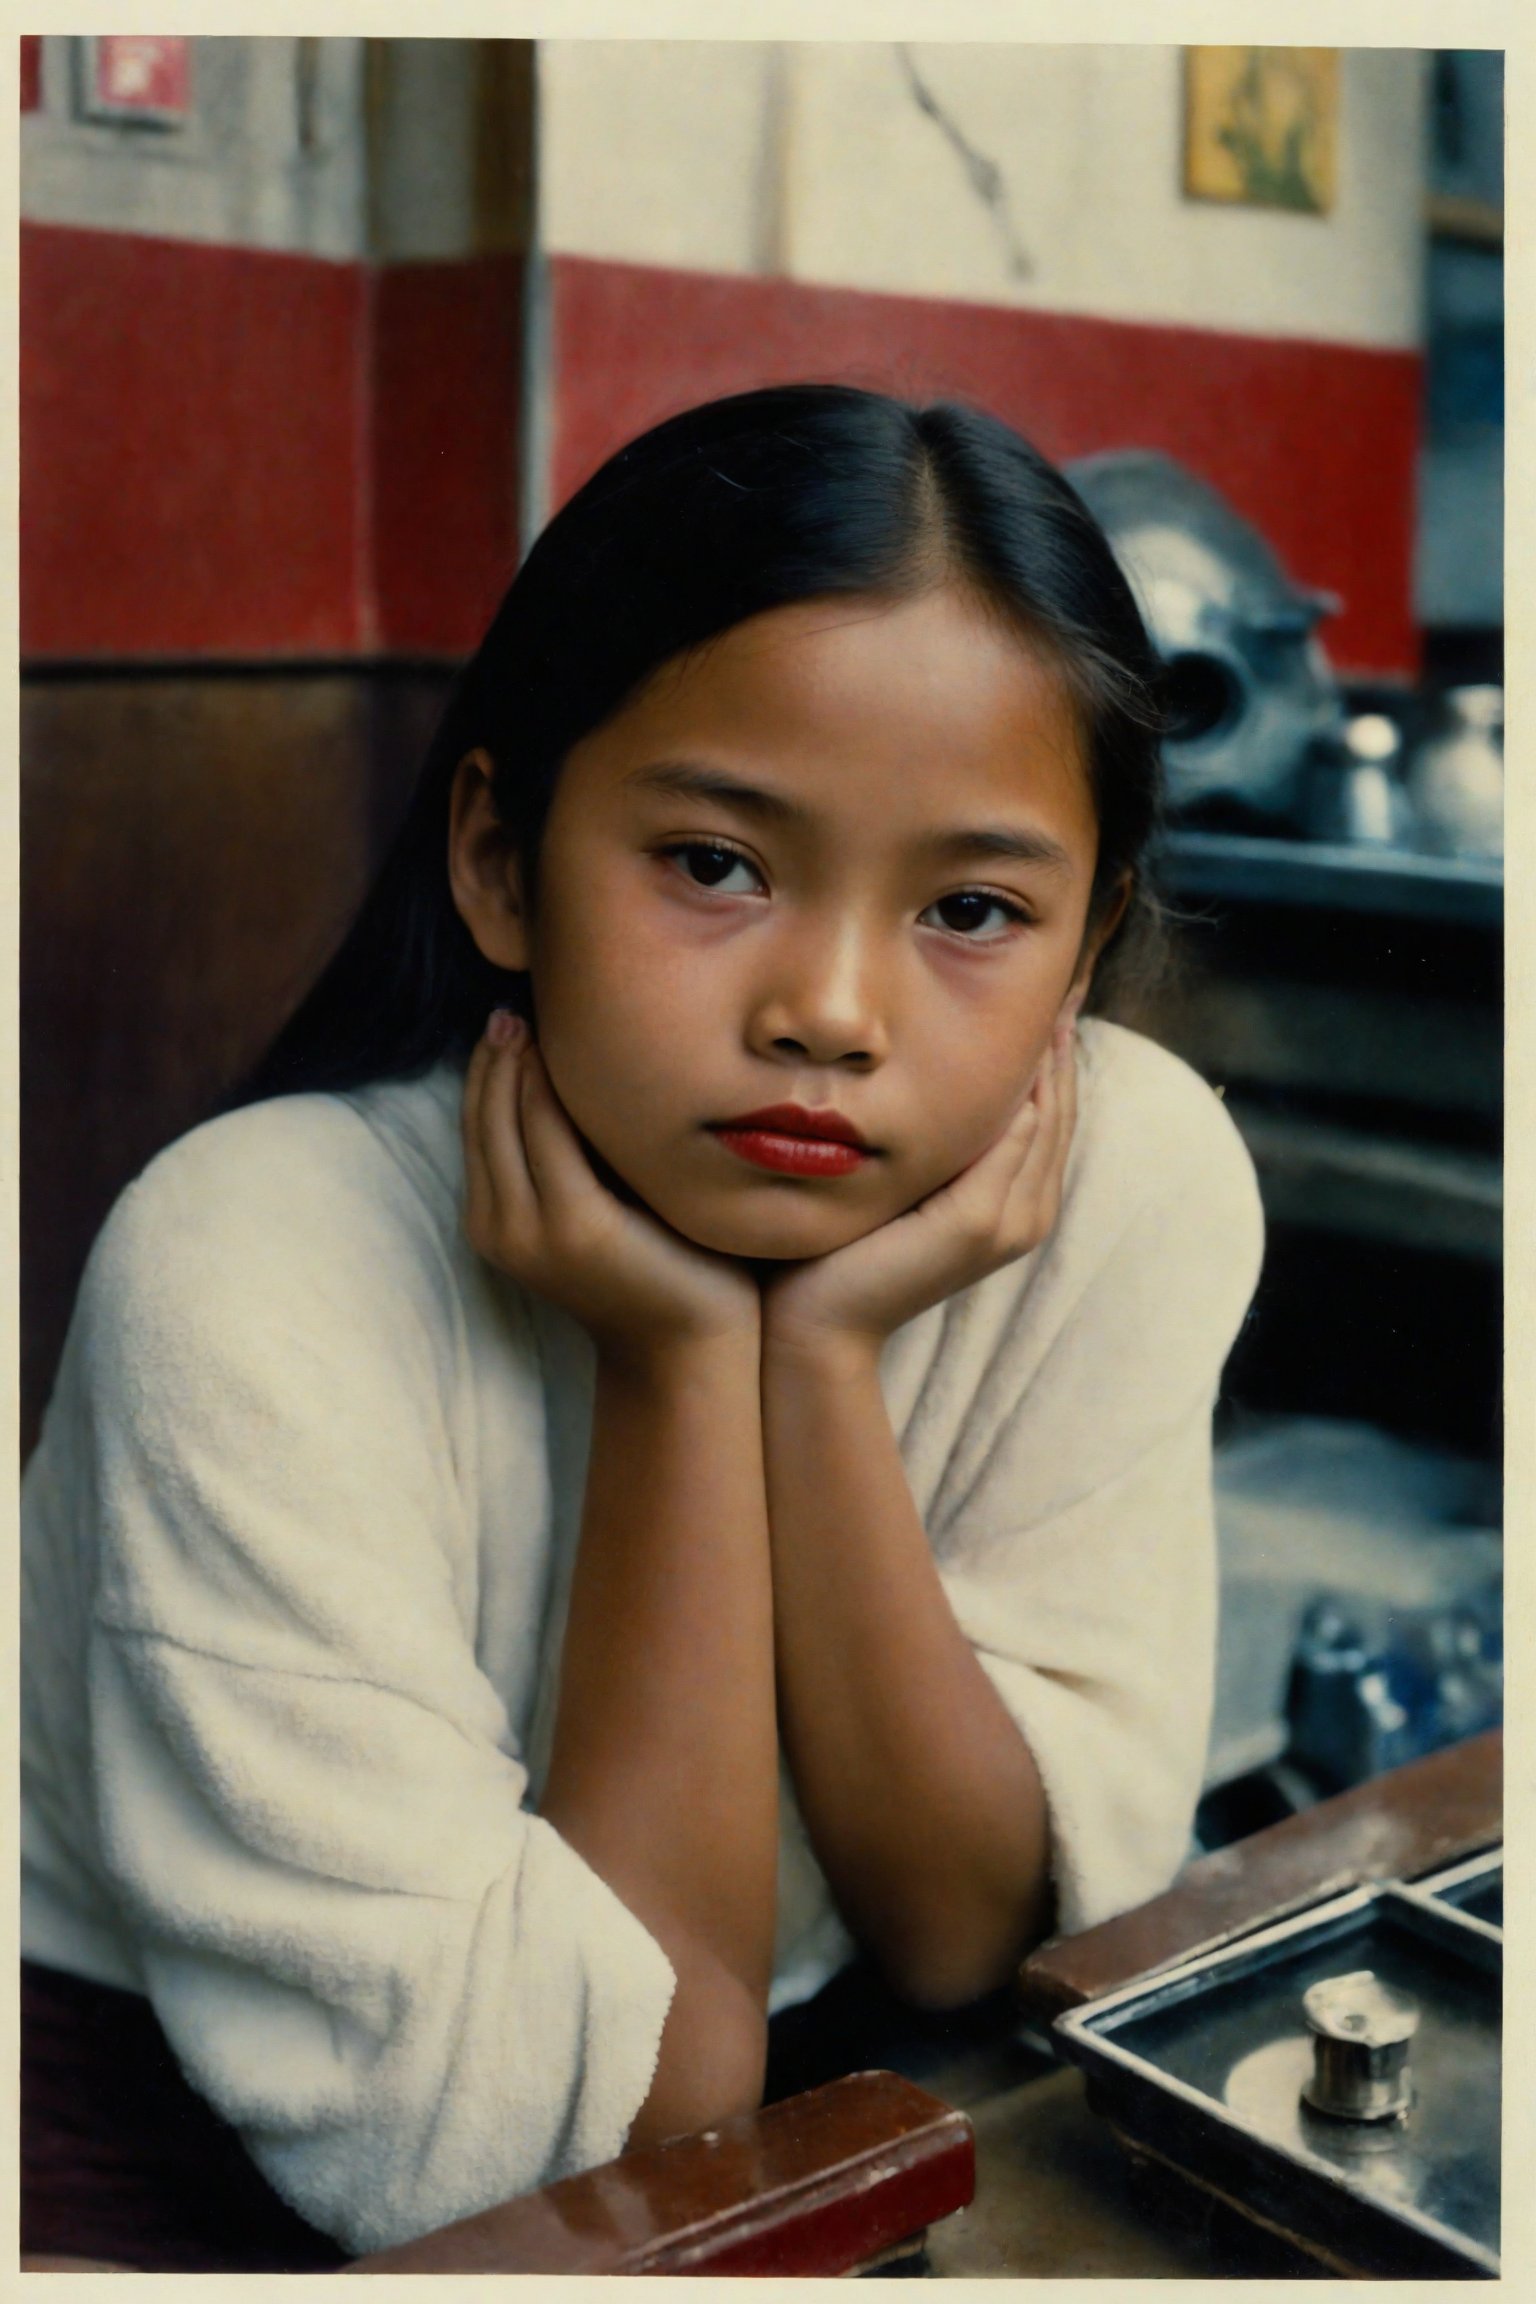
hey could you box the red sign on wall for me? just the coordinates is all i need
[81,36,190,125]
[21,35,42,111]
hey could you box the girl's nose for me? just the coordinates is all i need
[746,925,890,1072]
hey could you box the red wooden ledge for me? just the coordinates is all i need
[345,2068,975,2276]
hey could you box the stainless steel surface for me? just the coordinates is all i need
[1054,1882,1500,2276]
[924,2062,1218,2276]
[806,2011,1322,2274]
[1403,1846,1503,1939]
[913,2048,1312,2276]
[1305,715,1410,847]
[1156,826,1503,925]
[1301,1969,1418,2119]
[1408,686,1504,860]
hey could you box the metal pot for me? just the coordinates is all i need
[1069,449,1344,827]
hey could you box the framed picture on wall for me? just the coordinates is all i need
[76,36,193,128]
[1183,47,1338,215]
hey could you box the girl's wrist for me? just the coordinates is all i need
[594,1315,761,1389]
[760,1311,886,1390]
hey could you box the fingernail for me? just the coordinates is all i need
[487,1008,518,1047]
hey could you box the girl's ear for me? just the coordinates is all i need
[1062,872,1132,1022]
[448,749,532,973]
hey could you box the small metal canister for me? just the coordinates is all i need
[1301,1970,1419,2122]
[1406,685,1504,859]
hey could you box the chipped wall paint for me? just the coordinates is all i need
[539,43,1426,350]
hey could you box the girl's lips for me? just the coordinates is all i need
[712,1128,871,1178]
[715,1102,868,1145]
[708,1104,876,1178]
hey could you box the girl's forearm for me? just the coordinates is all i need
[541,1335,778,2136]
[762,1335,1052,2010]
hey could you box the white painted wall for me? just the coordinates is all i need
[369,41,479,263]
[21,37,371,261]
[539,40,786,278]
[539,41,1428,350]
[22,38,1429,351]
[21,37,526,266]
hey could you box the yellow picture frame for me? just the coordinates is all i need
[1184,47,1338,215]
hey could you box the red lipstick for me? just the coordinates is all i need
[710,1103,874,1178]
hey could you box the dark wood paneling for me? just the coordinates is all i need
[21,667,451,1455]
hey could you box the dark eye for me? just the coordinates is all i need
[922,890,1027,940]
[667,842,762,894]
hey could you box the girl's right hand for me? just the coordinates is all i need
[462,1012,760,1362]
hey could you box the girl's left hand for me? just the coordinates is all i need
[763,1023,1078,1362]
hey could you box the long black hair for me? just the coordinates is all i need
[235,384,1165,1107]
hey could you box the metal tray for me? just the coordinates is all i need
[1054,1883,1500,2277]
[1405,1846,1503,1938]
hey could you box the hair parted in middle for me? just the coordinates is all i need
[237,383,1168,1109]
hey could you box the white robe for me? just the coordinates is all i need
[21,1016,1263,2252]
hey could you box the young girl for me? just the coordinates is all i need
[21,385,1263,2268]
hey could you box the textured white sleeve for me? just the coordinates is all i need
[932,1047,1265,1937]
[74,1102,675,2254]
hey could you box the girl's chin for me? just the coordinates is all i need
[645,1185,896,1265]
[585,1135,934,1262]
[668,1208,878,1263]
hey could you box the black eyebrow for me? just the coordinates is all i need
[627,761,808,827]
[630,759,1075,874]
[919,826,1076,875]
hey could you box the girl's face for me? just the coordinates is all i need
[472,584,1107,1261]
